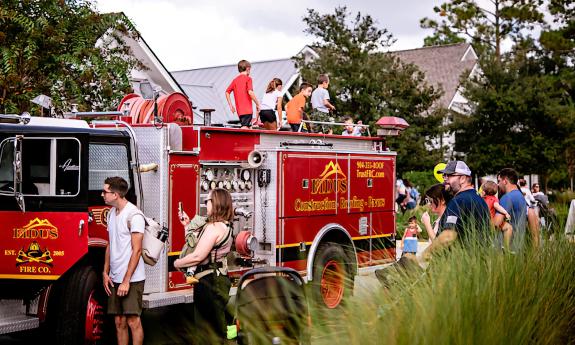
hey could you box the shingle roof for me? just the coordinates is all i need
[393,43,477,108]
[172,59,299,124]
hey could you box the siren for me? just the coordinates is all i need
[375,116,409,136]
[246,150,266,168]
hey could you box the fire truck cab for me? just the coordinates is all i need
[0,112,404,344]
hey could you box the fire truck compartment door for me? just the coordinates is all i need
[0,211,89,280]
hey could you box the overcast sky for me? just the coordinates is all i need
[95,0,448,71]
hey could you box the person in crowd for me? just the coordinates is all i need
[102,176,145,345]
[395,179,407,213]
[493,168,532,250]
[401,216,422,255]
[532,183,546,199]
[311,74,336,134]
[225,60,261,129]
[421,160,490,259]
[518,179,537,208]
[177,210,208,285]
[531,182,549,215]
[402,179,418,211]
[481,180,513,250]
[259,78,283,130]
[285,82,313,132]
[174,189,234,344]
[341,116,364,136]
[519,178,540,242]
[420,183,453,243]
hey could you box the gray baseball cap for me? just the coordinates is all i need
[438,160,472,176]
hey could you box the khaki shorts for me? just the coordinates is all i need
[107,280,145,316]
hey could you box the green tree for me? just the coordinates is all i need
[296,7,446,173]
[452,42,575,188]
[0,0,141,114]
[420,0,544,59]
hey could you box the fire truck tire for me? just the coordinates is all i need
[312,243,351,310]
[53,265,109,345]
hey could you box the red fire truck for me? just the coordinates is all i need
[0,109,406,344]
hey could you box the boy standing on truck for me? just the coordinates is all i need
[285,82,313,132]
[225,60,261,129]
[311,74,336,134]
[102,176,145,345]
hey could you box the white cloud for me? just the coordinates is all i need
[96,0,443,70]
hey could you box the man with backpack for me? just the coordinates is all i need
[102,176,145,345]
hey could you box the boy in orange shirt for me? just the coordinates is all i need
[285,82,313,132]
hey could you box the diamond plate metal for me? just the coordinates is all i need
[133,126,172,294]
[0,300,38,334]
[88,144,130,190]
[0,315,39,334]
[142,289,194,309]
[253,151,277,266]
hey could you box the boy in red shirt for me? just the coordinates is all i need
[285,82,313,132]
[225,60,261,129]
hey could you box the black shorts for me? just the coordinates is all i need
[239,114,253,127]
[290,123,306,132]
[259,109,276,123]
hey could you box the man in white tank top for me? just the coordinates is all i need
[102,176,145,345]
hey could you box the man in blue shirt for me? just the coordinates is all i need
[493,168,528,251]
[422,160,490,258]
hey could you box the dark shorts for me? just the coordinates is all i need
[239,114,253,127]
[290,123,309,132]
[259,109,276,123]
[107,280,145,316]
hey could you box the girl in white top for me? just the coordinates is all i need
[259,78,283,130]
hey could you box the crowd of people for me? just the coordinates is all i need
[395,161,550,261]
[225,59,364,135]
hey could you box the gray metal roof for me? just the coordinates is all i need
[172,59,298,124]
[171,44,477,124]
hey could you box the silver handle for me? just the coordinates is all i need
[78,219,85,237]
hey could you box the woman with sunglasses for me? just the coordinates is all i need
[420,184,453,242]
[174,189,233,344]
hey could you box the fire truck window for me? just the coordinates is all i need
[88,144,130,191]
[55,139,81,196]
[0,139,15,193]
[22,139,51,195]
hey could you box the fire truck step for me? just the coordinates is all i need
[0,314,39,335]
[143,289,194,309]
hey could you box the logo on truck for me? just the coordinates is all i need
[16,241,53,267]
[311,161,348,195]
[13,218,59,240]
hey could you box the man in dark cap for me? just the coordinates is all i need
[422,160,490,258]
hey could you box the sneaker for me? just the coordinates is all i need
[186,275,199,284]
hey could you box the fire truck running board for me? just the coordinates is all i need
[143,289,194,309]
[0,314,39,335]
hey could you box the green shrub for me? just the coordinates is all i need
[402,170,440,197]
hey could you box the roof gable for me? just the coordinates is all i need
[393,43,477,108]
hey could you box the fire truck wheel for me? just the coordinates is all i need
[54,265,108,345]
[312,243,351,310]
